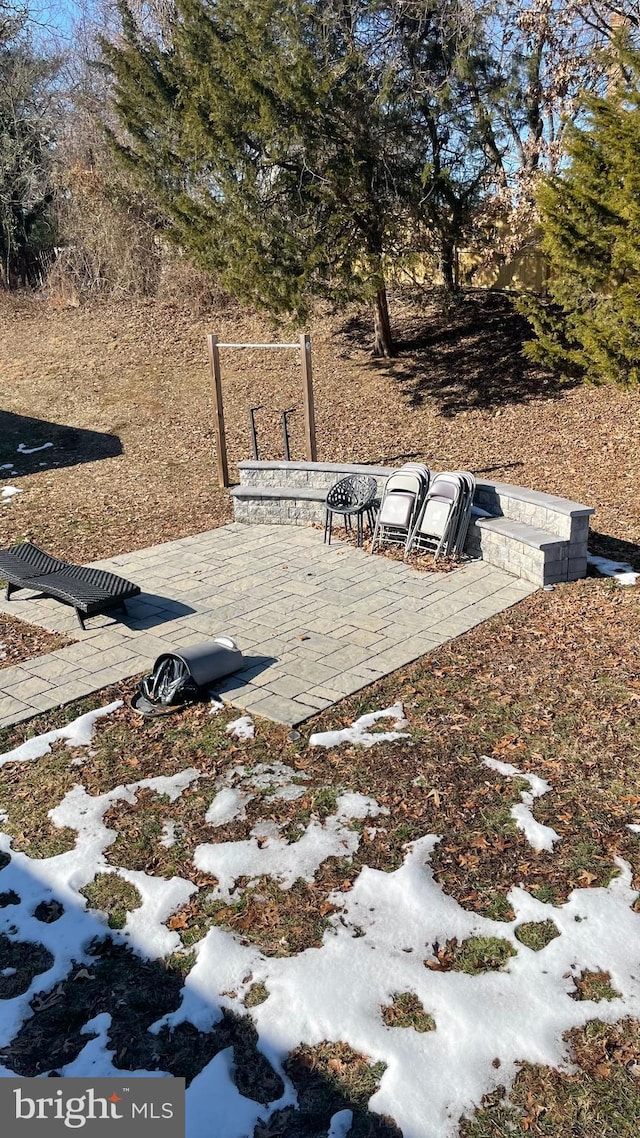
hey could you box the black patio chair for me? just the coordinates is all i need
[0,541,141,629]
[323,475,378,547]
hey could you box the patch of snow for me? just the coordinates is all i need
[187,1048,273,1138]
[483,757,560,851]
[60,1014,167,1078]
[194,793,386,900]
[627,824,640,834]
[0,702,123,769]
[6,716,640,1138]
[328,1110,353,1138]
[587,553,639,587]
[117,867,196,957]
[0,810,7,824]
[241,762,309,791]
[309,702,410,749]
[270,783,306,801]
[1,485,21,501]
[142,770,201,802]
[155,839,640,1138]
[16,441,53,455]
[209,697,225,715]
[150,927,255,1036]
[206,787,252,827]
[160,821,177,848]
[205,763,310,828]
[1,968,16,978]
[226,716,254,741]
[0,464,13,471]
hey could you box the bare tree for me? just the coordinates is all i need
[0,3,59,287]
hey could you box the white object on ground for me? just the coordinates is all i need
[483,756,561,851]
[17,441,53,455]
[226,716,254,741]
[160,821,177,848]
[0,702,123,769]
[328,1110,353,1138]
[206,787,252,827]
[209,697,225,715]
[587,554,639,587]
[194,792,386,899]
[60,1014,166,1078]
[1,486,21,501]
[627,824,640,834]
[309,702,410,749]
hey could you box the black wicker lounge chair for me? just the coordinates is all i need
[0,542,141,629]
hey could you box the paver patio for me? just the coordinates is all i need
[0,523,536,728]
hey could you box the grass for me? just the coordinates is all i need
[381,992,436,1032]
[256,1042,398,1137]
[461,1020,640,1138]
[571,970,622,1003]
[244,982,269,1008]
[514,920,561,951]
[80,873,142,930]
[426,936,517,976]
[172,874,344,957]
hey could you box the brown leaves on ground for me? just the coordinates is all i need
[0,613,73,670]
[462,1020,640,1137]
[1,289,640,568]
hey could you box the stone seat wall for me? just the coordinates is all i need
[230,461,594,587]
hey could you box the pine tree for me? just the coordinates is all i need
[100,0,491,355]
[519,44,640,389]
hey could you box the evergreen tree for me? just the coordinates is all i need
[100,0,491,355]
[519,44,640,388]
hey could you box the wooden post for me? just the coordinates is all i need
[207,334,230,488]
[300,332,317,462]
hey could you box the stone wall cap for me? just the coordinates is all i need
[238,459,394,478]
[474,479,595,517]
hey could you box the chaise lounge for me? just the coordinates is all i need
[0,542,141,629]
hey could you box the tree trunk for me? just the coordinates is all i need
[373,286,394,357]
[441,238,459,292]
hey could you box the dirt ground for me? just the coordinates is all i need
[1,287,639,568]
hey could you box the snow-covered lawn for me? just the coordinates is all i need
[0,699,639,1137]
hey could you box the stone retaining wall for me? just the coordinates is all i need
[230,461,595,586]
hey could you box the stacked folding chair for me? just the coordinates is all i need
[370,463,430,553]
[448,471,476,558]
[405,471,476,562]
